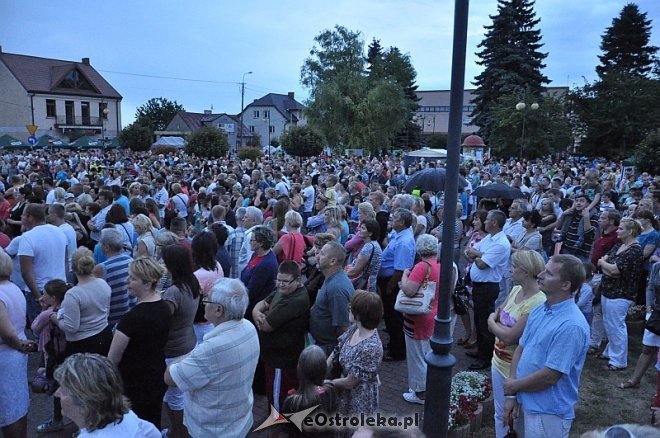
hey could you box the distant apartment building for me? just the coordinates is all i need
[240,92,305,147]
[415,87,568,135]
[0,47,122,143]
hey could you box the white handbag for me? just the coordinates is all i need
[394,261,435,315]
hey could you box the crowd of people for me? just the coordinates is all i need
[0,147,658,437]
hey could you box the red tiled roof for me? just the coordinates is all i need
[0,52,122,99]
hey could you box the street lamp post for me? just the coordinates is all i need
[102,107,109,151]
[515,100,539,160]
[413,114,425,147]
[238,71,253,154]
[423,0,469,435]
[263,112,271,161]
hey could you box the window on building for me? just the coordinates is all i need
[269,125,275,133]
[249,126,255,133]
[57,69,95,91]
[263,110,270,119]
[46,99,56,118]
[99,102,108,119]
[253,110,260,118]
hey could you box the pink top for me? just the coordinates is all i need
[194,262,224,297]
[277,232,306,266]
[403,258,441,340]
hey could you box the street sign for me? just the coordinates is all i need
[26,125,38,135]
[28,135,38,146]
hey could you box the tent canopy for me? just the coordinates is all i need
[404,147,447,167]
[151,136,185,148]
[0,134,29,149]
[36,135,70,148]
[69,136,103,149]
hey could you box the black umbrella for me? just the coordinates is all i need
[473,183,525,199]
[403,168,468,193]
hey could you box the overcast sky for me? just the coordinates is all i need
[1,0,658,127]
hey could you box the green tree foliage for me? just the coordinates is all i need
[489,92,572,159]
[301,26,417,153]
[280,126,324,157]
[135,97,185,132]
[246,133,261,148]
[426,133,448,149]
[633,130,660,175]
[185,126,229,158]
[471,0,549,143]
[238,147,263,161]
[569,3,659,159]
[118,123,153,151]
[597,3,658,78]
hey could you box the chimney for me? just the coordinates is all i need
[204,110,212,115]
[288,92,295,99]
[81,57,90,65]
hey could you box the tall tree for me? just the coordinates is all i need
[597,3,658,78]
[135,97,185,132]
[471,0,549,143]
[569,3,659,158]
[301,26,416,153]
[488,92,572,159]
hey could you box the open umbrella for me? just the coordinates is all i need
[403,168,468,193]
[0,134,29,149]
[473,183,524,199]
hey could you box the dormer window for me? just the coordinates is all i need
[58,69,95,91]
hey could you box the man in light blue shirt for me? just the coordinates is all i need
[465,209,511,369]
[378,208,416,361]
[503,254,589,438]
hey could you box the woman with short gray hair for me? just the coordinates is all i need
[399,233,441,405]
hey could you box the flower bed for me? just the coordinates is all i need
[449,371,493,431]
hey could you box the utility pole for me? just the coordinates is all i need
[238,71,252,154]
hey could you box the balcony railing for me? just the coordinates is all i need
[55,116,105,127]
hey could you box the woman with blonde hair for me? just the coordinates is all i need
[325,206,348,244]
[597,217,644,371]
[54,353,160,437]
[273,210,306,266]
[345,202,377,262]
[108,257,172,429]
[487,250,546,437]
[41,247,112,433]
[132,214,157,258]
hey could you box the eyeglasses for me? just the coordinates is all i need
[275,277,298,285]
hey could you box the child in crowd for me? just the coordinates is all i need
[283,345,336,414]
[574,262,595,326]
[30,280,69,395]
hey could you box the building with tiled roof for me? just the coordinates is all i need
[0,47,122,143]
[241,92,306,148]
[162,110,252,152]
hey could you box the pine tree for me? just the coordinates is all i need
[597,3,658,78]
[569,3,659,159]
[471,0,549,144]
[366,38,384,76]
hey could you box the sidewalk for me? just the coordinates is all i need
[26,320,483,437]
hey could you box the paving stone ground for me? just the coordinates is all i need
[27,317,487,437]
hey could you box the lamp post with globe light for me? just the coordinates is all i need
[102,107,109,151]
[516,100,538,160]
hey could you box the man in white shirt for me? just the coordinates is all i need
[170,183,189,219]
[274,172,289,197]
[464,210,511,370]
[301,176,315,228]
[88,190,113,242]
[153,177,169,220]
[47,204,77,283]
[19,203,68,323]
[165,278,259,438]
